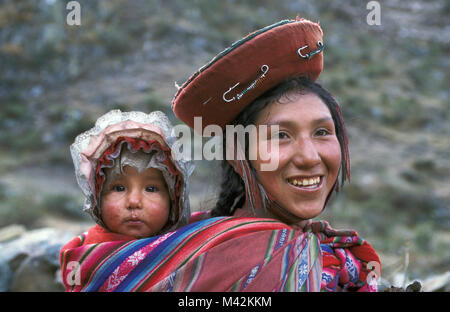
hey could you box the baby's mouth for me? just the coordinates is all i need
[286,176,322,189]
[125,216,143,225]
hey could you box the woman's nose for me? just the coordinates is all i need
[291,137,321,168]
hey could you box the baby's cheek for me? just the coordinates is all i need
[101,198,124,221]
[146,194,171,216]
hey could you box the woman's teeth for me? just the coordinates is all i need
[287,176,321,187]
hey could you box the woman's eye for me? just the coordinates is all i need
[271,131,289,140]
[315,129,331,136]
[113,185,125,192]
[145,186,158,192]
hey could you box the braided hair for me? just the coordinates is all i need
[211,76,350,217]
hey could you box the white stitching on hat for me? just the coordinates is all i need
[222,65,269,103]
[297,41,324,60]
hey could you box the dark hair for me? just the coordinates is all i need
[211,76,350,217]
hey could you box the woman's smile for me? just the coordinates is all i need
[286,175,323,191]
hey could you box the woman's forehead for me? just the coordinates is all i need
[257,92,333,125]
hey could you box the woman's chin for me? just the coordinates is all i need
[287,204,324,221]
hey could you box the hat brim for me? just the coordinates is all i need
[172,19,324,132]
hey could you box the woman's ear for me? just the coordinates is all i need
[225,137,247,175]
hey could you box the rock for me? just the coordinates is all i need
[383,281,422,292]
[0,224,26,243]
[8,253,28,271]
[421,272,450,292]
[383,274,450,292]
[0,227,77,292]
[383,286,406,292]
[405,281,422,292]
[10,254,64,292]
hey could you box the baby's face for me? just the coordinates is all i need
[100,166,171,238]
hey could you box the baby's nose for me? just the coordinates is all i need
[127,189,142,209]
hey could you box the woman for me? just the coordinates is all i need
[172,18,380,291]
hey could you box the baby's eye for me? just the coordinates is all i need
[145,186,158,192]
[112,185,125,192]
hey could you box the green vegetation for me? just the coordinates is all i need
[0,183,88,228]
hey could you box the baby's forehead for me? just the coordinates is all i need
[102,165,165,184]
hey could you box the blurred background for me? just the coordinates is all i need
[0,0,448,291]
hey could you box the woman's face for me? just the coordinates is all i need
[250,92,341,222]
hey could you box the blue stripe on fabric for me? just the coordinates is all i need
[114,217,226,292]
[345,254,359,284]
[167,271,176,292]
[275,228,288,251]
[297,239,310,290]
[242,265,260,290]
[320,244,333,254]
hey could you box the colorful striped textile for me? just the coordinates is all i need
[60,217,379,292]
[60,217,322,292]
[190,212,380,292]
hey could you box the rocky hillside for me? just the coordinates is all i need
[0,0,448,291]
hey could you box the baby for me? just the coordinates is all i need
[69,109,193,242]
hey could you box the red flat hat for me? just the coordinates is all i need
[172,18,324,132]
